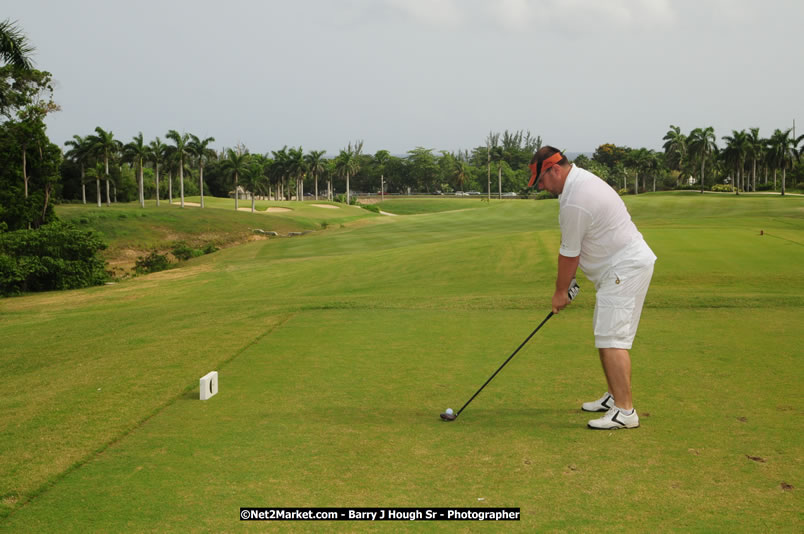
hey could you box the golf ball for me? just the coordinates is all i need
[446,408,454,415]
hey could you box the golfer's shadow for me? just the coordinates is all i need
[439,408,581,429]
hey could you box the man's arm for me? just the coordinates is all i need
[552,254,580,313]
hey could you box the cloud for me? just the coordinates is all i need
[466,0,678,33]
[384,0,464,28]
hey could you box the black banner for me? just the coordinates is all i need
[240,507,520,521]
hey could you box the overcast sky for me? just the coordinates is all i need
[6,0,803,156]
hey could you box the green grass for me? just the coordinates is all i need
[1,194,802,532]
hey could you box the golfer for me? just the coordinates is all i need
[529,146,656,430]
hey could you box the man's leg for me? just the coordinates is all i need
[598,348,632,410]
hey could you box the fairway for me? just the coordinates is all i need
[1,195,802,532]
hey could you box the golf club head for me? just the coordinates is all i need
[440,412,457,421]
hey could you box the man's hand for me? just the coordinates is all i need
[552,289,570,314]
[553,278,580,314]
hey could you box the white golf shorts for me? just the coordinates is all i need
[593,262,654,349]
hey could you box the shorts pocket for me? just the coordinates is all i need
[594,295,635,337]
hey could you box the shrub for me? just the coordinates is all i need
[535,190,555,200]
[334,194,347,204]
[618,188,631,196]
[675,184,709,191]
[320,221,330,230]
[134,251,170,274]
[711,184,735,192]
[361,204,380,213]
[202,243,218,254]
[755,182,775,191]
[0,221,108,296]
[171,241,203,261]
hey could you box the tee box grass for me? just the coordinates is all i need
[0,194,801,532]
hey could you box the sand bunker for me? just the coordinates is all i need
[182,202,201,207]
[266,207,292,212]
[312,204,340,209]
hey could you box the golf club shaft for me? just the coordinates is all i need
[456,311,554,417]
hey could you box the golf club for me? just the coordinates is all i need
[440,279,580,422]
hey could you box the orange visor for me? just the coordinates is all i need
[528,152,563,187]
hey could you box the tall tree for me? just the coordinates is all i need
[164,145,177,204]
[491,145,505,199]
[64,134,92,205]
[305,149,327,201]
[373,149,390,200]
[242,154,267,212]
[221,147,250,210]
[123,132,148,207]
[662,125,687,186]
[87,127,118,206]
[188,134,215,208]
[721,130,749,194]
[335,141,362,202]
[147,137,167,206]
[688,127,717,194]
[768,128,800,196]
[166,130,191,207]
[746,128,763,192]
[84,162,107,208]
[485,132,499,200]
[0,19,35,114]
[271,147,289,200]
[287,146,305,201]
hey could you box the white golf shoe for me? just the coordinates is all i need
[587,406,639,430]
[581,392,615,412]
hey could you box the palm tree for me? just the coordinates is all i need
[164,145,177,204]
[0,19,34,69]
[87,127,118,206]
[305,150,327,201]
[721,130,749,195]
[221,147,250,210]
[662,125,687,186]
[242,155,268,213]
[64,134,93,205]
[491,145,505,199]
[84,162,108,206]
[0,19,35,113]
[166,130,191,207]
[325,159,336,200]
[453,157,470,193]
[374,150,390,200]
[271,147,290,200]
[188,134,216,208]
[768,128,800,196]
[688,127,717,194]
[147,137,167,206]
[287,146,306,201]
[485,132,499,200]
[123,132,148,207]
[746,128,763,192]
[335,140,362,203]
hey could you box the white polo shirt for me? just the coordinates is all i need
[558,165,655,284]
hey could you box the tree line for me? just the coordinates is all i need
[4,18,804,234]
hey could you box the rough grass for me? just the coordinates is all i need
[56,197,374,272]
[1,194,802,532]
